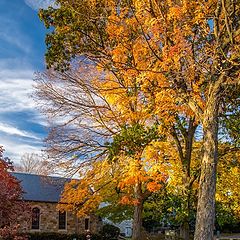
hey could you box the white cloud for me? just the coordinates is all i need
[24,0,58,11]
[0,2,47,163]
[0,122,40,140]
[0,138,42,163]
[30,114,49,127]
[0,67,46,162]
[0,69,37,113]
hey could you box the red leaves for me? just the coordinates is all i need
[0,147,30,239]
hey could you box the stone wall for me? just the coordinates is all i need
[18,201,102,234]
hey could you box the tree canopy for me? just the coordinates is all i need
[38,0,240,239]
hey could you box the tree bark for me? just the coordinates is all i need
[180,221,190,240]
[180,184,192,240]
[174,117,196,240]
[194,97,219,240]
[132,182,144,240]
[132,200,143,240]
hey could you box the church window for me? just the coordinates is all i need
[59,211,66,229]
[85,218,90,230]
[32,207,40,229]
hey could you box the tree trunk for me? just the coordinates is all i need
[132,180,144,240]
[180,185,191,240]
[194,98,219,240]
[132,200,143,240]
[178,117,196,240]
[180,221,190,240]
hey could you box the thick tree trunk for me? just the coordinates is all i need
[132,200,143,240]
[194,99,219,240]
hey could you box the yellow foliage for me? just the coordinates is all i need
[216,149,240,216]
[52,0,240,221]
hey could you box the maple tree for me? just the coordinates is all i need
[39,0,240,239]
[36,64,206,239]
[36,63,201,239]
[35,65,169,239]
[38,3,198,238]
[0,147,29,240]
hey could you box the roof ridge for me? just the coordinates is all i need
[11,171,71,180]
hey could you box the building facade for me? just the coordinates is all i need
[12,172,101,234]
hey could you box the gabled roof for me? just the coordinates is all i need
[12,172,70,203]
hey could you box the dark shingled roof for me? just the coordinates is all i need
[12,172,70,203]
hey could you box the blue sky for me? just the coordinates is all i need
[0,0,55,162]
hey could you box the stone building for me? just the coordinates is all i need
[12,172,101,234]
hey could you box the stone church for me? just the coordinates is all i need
[12,172,102,234]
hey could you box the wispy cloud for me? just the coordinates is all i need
[0,0,47,163]
[0,18,32,54]
[0,68,36,113]
[0,122,40,140]
[1,137,42,163]
[30,114,49,127]
[0,65,47,162]
[24,0,57,11]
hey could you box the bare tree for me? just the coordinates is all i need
[14,153,52,176]
[34,64,123,176]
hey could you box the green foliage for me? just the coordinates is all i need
[220,87,240,146]
[143,189,196,231]
[106,123,160,160]
[99,224,120,240]
[38,0,110,70]
[97,203,133,223]
[215,202,240,232]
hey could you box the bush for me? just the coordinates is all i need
[27,232,101,240]
[99,224,120,240]
[2,228,117,240]
[0,226,28,240]
[28,233,78,240]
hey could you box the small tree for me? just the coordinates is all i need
[0,147,30,239]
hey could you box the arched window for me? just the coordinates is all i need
[32,207,40,229]
[84,218,90,230]
[58,211,66,230]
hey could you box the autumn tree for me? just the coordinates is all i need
[39,1,240,239]
[35,65,201,239]
[35,65,169,239]
[102,6,240,239]
[38,2,200,239]
[0,147,29,239]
